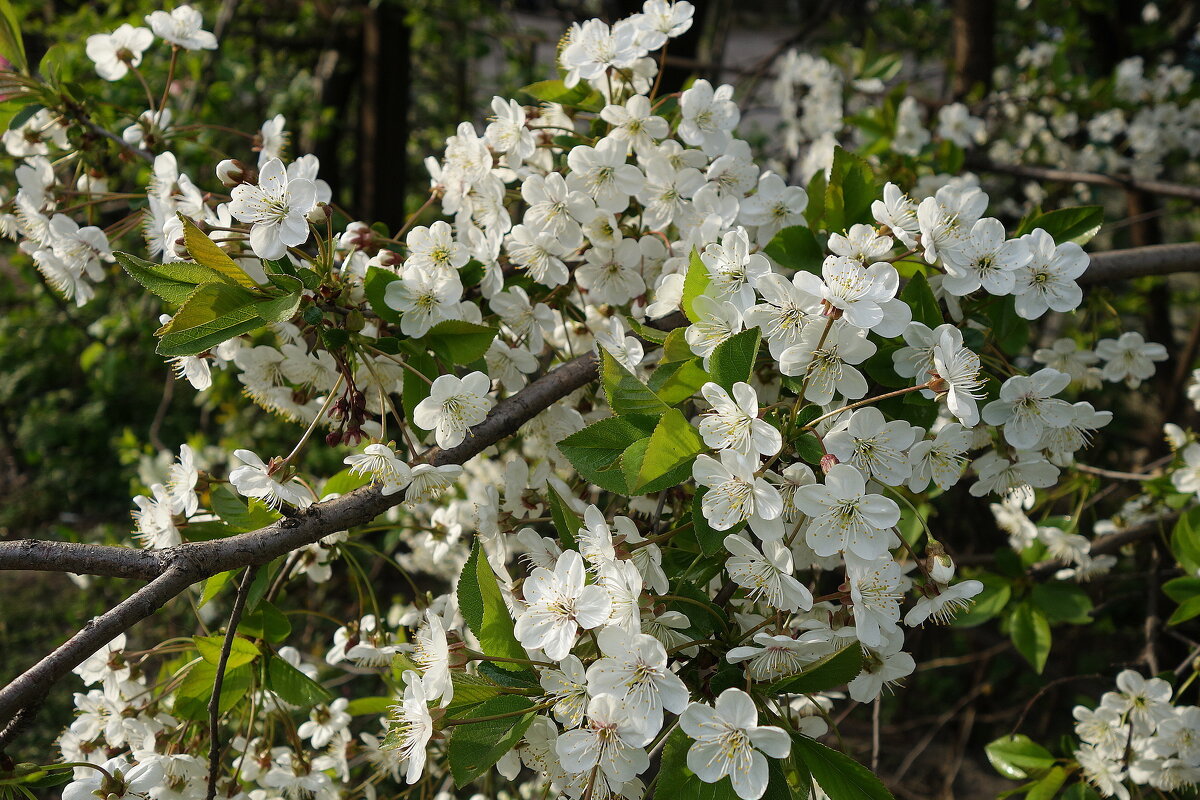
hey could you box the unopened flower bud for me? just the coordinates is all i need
[215,159,248,187]
[306,202,330,225]
[929,552,956,583]
[820,453,839,474]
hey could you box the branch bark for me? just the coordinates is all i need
[1082,243,1200,285]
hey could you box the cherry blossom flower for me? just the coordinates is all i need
[680,688,791,800]
[794,463,899,560]
[145,5,218,50]
[556,694,651,784]
[586,629,688,742]
[724,533,813,612]
[982,368,1073,449]
[85,24,154,81]
[229,449,312,510]
[514,550,612,660]
[228,158,316,260]
[679,79,740,154]
[693,450,783,531]
[1096,331,1168,388]
[382,671,435,784]
[413,372,494,449]
[1012,228,1089,319]
[344,443,413,496]
[698,382,781,457]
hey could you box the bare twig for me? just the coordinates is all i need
[1081,243,1200,285]
[970,159,1200,203]
[206,566,257,800]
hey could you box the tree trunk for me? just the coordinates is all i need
[357,2,411,229]
[951,0,995,99]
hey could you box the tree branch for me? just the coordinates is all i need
[970,158,1200,203]
[0,347,610,744]
[0,540,166,580]
[1082,243,1200,284]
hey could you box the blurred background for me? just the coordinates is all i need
[4,1,1200,795]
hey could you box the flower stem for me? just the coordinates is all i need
[443,700,554,727]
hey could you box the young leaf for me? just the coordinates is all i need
[174,661,252,721]
[984,735,1056,780]
[194,635,260,669]
[792,734,895,800]
[769,643,863,695]
[601,349,670,416]
[632,408,704,493]
[447,695,536,787]
[423,320,498,365]
[402,349,439,439]
[179,215,259,289]
[547,483,582,549]
[709,327,762,391]
[518,79,604,112]
[824,147,877,233]
[683,247,713,323]
[0,0,26,72]
[764,225,823,275]
[650,358,711,405]
[900,273,942,329]
[1017,206,1103,246]
[364,266,404,324]
[1009,603,1052,673]
[155,284,265,357]
[457,540,527,669]
[557,415,656,494]
[115,252,231,304]
[267,654,331,707]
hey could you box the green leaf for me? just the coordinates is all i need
[557,415,656,494]
[987,296,1030,356]
[709,327,762,391]
[984,735,1055,780]
[423,320,498,365]
[627,316,669,344]
[650,358,711,405]
[770,644,863,695]
[793,432,826,466]
[239,601,292,643]
[179,215,259,288]
[1031,583,1093,625]
[1009,603,1052,673]
[601,349,670,416]
[1061,781,1102,800]
[255,291,303,326]
[115,252,232,305]
[764,225,824,275]
[194,635,260,670]
[1169,595,1200,626]
[199,571,234,608]
[663,328,697,362]
[155,284,266,357]
[683,247,713,323]
[630,408,704,494]
[1017,206,1104,246]
[447,695,536,787]
[792,734,894,800]
[1171,508,1200,575]
[805,171,827,229]
[457,540,526,669]
[174,661,252,721]
[693,488,727,556]
[323,467,372,497]
[900,273,942,329]
[0,0,26,72]
[402,349,439,439]
[346,696,393,717]
[824,147,877,233]
[364,266,404,324]
[547,483,582,549]
[518,79,604,112]
[1027,767,1067,800]
[210,486,281,533]
[266,655,331,707]
[1164,576,1200,603]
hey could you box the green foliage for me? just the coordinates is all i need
[792,734,895,800]
[447,696,537,787]
[601,349,670,416]
[1015,206,1104,245]
[422,320,497,366]
[709,327,761,392]
[824,147,877,233]
[194,635,260,669]
[266,654,331,707]
[546,483,582,549]
[769,644,864,695]
[984,735,1057,780]
[683,247,713,322]
[764,226,823,274]
[457,540,525,668]
[1009,603,1052,673]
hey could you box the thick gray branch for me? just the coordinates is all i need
[0,540,166,580]
[1082,243,1200,284]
